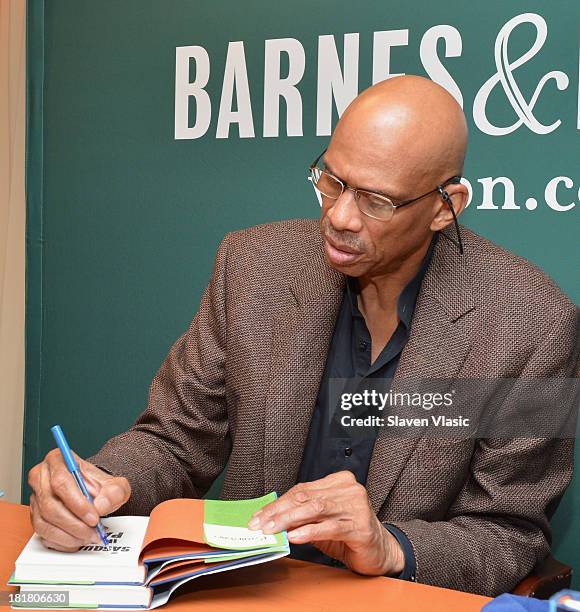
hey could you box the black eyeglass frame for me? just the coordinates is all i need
[309,149,464,254]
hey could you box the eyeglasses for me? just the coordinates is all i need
[309,149,464,254]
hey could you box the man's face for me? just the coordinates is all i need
[318,129,438,279]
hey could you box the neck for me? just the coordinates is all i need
[357,236,432,315]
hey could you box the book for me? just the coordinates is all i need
[9,493,289,609]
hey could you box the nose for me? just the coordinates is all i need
[324,188,364,233]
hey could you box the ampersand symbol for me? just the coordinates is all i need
[473,13,569,136]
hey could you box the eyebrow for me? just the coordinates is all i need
[322,156,404,201]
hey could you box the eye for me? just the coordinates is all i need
[360,191,393,210]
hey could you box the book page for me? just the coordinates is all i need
[13,516,149,584]
[139,499,206,562]
[203,493,287,550]
[202,523,278,549]
[140,493,288,561]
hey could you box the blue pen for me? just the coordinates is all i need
[50,425,110,549]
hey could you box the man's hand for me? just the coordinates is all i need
[28,449,131,552]
[247,471,404,576]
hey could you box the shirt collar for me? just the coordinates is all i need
[345,232,439,329]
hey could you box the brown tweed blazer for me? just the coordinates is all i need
[89,219,579,597]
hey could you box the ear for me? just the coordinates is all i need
[430,182,468,233]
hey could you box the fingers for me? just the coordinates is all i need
[82,473,101,499]
[245,470,400,577]
[249,471,366,534]
[92,477,131,516]
[75,456,131,516]
[288,518,356,544]
[44,449,99,523]
[30,494,99,552]
[28,449,128,552]
[256,493,345,534]
[76,455,103,498]
[35,463,101,541]
[252,471,357,518]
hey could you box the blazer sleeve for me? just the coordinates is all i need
[388,304,579,596]
[87,234,232,515]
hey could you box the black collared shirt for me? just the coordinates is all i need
[291,234,438,577]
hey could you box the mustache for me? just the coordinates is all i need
[321,218,366,253]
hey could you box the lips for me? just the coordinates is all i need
[324,235,362,255]
[324,235,363,265]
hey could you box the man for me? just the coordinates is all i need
[28,76,579,596]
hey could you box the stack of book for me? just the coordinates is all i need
[9,493,289,609]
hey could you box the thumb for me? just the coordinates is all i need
[92,477,131,516]
[82,471,102,498]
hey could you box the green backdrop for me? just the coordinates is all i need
[24,0,579,584]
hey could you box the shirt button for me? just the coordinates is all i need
[344,447,352,457]
[359,340,368,351]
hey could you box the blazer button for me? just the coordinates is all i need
[344,447,353,457]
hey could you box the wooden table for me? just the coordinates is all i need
[0,501,491,611]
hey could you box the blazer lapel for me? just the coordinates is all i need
[366,231,476,514]
[262,227,477,506]
[263,246,345,496]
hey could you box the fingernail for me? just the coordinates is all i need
[288,528,305,541]
[263,520,276,533]
[84,512,98,525]
[247,517,260,529]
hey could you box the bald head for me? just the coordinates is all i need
[330,75,468,192]
[319,75,470,280]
